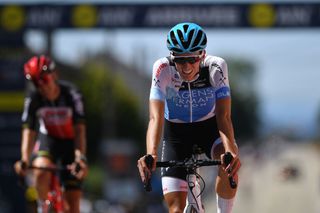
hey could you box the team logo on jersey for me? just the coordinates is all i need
[22,97,32,122]
[70,89,84,115]
[153,78,160,87]
[166,87,215,122]
[166,87,178,99]
[190,78,208,88]
[219,75,227,86]
[211,63,227,86]
[155,63,168,78]
[172,77,182,89]
[38,107,72,124]
[215,87,230,99]
[38,107,75,139]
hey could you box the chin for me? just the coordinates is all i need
[182,76,192,81]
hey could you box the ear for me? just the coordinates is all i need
[200,50,206,64]
[201,50,206,59]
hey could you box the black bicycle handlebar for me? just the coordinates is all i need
[17,166,68,188]
[156,159,221,168]
[29,163,82,174]
[144,152,237,192]
[28,165,69,172]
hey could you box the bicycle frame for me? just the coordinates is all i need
[44,171,64,213]
[183,153,205,213]
[30,166,65,213]
[145,153,223,213]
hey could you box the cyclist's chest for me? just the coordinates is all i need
[163,68,216,122]
[35,95,76,139]
[165,68,215,106]
[35,95,74,126]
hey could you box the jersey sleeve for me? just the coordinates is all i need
[21,93,39,130]
[149,58,170,101]
[207,56,231,100]
[69,87,86,124]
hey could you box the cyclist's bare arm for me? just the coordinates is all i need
[72,123,88,179]
[138,99,164,182]
[14,128,37,176]
[21,128,37,162]
[147,100,164,160]
[215,97,241,176]
[74,123,87,159]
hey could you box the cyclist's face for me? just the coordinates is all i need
[172,51,204,81]
[36,73,59,100]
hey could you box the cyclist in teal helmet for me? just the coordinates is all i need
[138,22,241,213]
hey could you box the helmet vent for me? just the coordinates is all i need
[183,29,194,49]
[171,47,183,53]
[201,36,207,46]
[190,47,201,52]
[183,24,189,32]
[193,30,203,47]
[170,31,176,42]
[177,29,190,50]
[177,29,184,42]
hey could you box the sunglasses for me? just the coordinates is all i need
[171,55,202,64]
[33,73,53,87]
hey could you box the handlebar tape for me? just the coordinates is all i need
[144,155,154,192]
[75,162,82,174]
[223,152,237,189]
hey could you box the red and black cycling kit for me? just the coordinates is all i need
[22,81,85,139]
[22,81,85,189]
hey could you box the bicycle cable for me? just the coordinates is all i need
[186,169,206,210]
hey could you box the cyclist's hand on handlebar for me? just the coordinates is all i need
[68,160,88,180]
[222,152,241,178]
[137,154,157,183]
[14,160,28,176]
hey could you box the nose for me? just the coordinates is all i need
[180,62,193,67]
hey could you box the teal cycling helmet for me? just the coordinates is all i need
[167,22,207,54]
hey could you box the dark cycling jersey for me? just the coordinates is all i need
[22,80,85,140]
[21,81,85,189]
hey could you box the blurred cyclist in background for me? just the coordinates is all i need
[138,22,241,213]
[14,55,88,213]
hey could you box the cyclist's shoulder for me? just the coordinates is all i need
[152,57,173,77]
[58,80,82,95]
[153,57,172,69]
[58,80,78,90]
[203,55,227,67]
[24,87,41,101]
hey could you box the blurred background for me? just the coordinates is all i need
[1,0,320,212]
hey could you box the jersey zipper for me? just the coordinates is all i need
[188,82,193,122]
